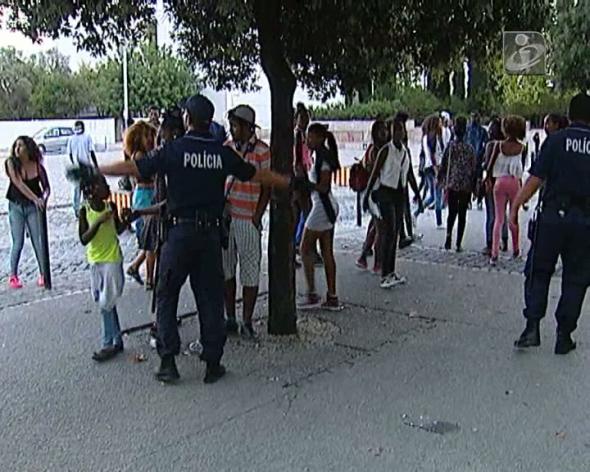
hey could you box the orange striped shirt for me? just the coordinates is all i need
[225,137,271,220]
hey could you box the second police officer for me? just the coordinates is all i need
[511,92,590,355]
[99,94,290,383]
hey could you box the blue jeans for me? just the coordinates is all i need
[8,201,44,276]
[72,182,81,217]
[421,170,443,226]
[295,212,306,246]
[101,306,122,348]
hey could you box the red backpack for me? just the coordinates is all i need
[349,161,370,192]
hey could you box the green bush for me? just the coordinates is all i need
[312,85,570,125]
[313,87,464,122]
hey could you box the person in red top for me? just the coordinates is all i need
[223,105,271,340]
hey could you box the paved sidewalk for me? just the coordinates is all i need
[1,246,588,471]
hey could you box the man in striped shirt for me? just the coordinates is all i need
[223,105,271,339]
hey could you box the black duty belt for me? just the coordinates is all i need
[544,195,590,214]
[169,214,221,228]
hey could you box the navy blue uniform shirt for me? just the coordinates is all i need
[531,123,590,203]
[136,130,256,218]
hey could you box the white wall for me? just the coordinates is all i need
[0,118,116,151]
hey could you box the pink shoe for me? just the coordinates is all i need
[9,275,23,289]
[355,257,368,270]
[37,275,45,288]
[297,293,322,310]
[372,265,381,276]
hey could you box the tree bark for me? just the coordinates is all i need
[253,0,297,335]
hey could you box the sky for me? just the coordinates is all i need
[0,3,338,128]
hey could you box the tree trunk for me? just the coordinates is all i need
[253,0,297,335]
[452,63,465,99]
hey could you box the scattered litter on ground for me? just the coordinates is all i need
[132,353,147,363]
[367,446,383,457]
[555,431,567,439]
[402,414,460,435]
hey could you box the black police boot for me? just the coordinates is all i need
[555,332,577,355]
[204,362,226,384]
[514,320,541,348]
[155,355,180,383]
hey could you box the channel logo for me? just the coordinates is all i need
[503,31,546,75]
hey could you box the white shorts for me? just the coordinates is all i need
[305,197,339,232]
[222,218,262,287]
[90,262,124,311]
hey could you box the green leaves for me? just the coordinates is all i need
[550,0,590,91]
[0,43,199,119]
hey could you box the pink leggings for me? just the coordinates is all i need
[492,176,520,258]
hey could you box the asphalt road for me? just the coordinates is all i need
[1,217,588,471]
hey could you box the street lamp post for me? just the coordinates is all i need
[122,44,129,128]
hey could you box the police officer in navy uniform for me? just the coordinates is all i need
[511,93,590,355]
[98,94,290,382]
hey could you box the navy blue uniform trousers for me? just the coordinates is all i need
[156,223,226,362]
[524,207,590,334]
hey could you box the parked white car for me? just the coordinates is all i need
[33,126,74,154]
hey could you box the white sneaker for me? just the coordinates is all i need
[380,273,406,289]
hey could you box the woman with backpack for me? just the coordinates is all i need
[364,119,423,289]
[355,119,389,273]
[298,123,342,310]
[437,116,477,252]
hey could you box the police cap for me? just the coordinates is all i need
[184,94,215,125]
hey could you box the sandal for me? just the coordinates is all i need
[126,267,144,286]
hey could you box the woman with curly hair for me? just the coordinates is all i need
[485,115,526,265]
[123,121,158,289]
[4,136,51,289]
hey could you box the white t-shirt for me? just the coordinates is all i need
[380,142,409,189]
[422,135,444,169]
[442,127,452,149]
[67,134,95,166]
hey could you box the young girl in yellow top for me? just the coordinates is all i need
[79,175,128,362]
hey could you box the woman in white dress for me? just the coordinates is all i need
[298,123,342,311]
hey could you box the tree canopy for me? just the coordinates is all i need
[0,43,198,120]
[550,0,590,91]
[1,0,558,333]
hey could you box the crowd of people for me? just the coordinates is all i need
[352,109,571,286]
[3,92,584,373]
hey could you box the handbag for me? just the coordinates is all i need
[443,143,452,204]
[484,141,501,194]
[118,176,132,192]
